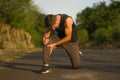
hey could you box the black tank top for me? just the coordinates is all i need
[55,14,78,42]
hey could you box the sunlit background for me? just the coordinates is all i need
[0,0,120,50]
[32,0,110,20]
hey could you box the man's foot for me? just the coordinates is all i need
[39,66,51,74]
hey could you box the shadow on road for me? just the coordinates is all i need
[1,62,42,73]
[1,49,120,74]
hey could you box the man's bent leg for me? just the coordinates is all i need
[43,45,51,66]
[39,36,60,74]
[42,36,60,65]
[63,42,80,69]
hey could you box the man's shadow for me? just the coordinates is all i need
[1,61,43,73]
[0,50,44,73]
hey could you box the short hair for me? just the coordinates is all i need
[44,14,56,28]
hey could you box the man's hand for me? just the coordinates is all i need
[47,43,57,54]
[43,29,51,45]
[43,37,49,45]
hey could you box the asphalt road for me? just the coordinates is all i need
[0,49,120,80]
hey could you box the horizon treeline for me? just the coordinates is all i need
[76,0,120,49]
[0,0,120,49]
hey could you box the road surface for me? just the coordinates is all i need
[0,49,120,80]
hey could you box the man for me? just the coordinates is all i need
[40,14,81,74]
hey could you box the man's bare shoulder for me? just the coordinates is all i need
[65,17,73,26]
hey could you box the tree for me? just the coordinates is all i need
[76,0,120,48]
[0,0,46,47]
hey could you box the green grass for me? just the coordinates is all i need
[0,51,26,64]
[0,49,41,65]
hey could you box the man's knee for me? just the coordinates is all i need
[72,65,80,69]
[72,60,80,69]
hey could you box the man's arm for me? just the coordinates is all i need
[47,17,73,54]
[43,28,51,38]
[42,28,51,45]
[54,17,73,46]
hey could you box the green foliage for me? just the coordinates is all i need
[77,28,89,48]
[76,0,120,48]
[111,25,120,42]
[93,27,113,44]
[0,0,46,48]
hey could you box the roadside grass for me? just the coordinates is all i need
[0,49,41,65]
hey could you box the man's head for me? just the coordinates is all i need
[44,14,56,30]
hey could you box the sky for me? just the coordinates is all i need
[32,0,111,20]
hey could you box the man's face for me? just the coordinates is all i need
[51,22,58,30]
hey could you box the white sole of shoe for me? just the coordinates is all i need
[42,69,51,74]
[79,51,82,56]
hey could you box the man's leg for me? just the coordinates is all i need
[63,41,80,69]
[39,36,60,74]
[43,36,60,65]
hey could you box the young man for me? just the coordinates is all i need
[40,14,81,74]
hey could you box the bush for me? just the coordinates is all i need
[0,0,46,48]
[92,27,113,44]
[77,28,89,48]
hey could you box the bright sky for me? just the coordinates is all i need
[32,0,110,20]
